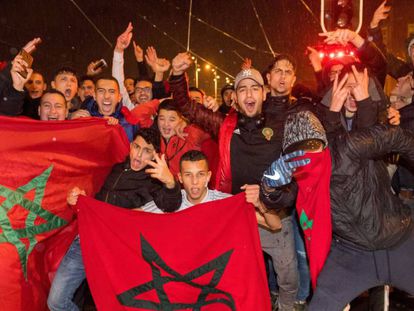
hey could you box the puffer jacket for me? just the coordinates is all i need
[329,125,414,249]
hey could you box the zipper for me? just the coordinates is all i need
[104,167,129,203]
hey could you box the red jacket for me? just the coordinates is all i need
[214,111,238,193]
[161,124,211,179]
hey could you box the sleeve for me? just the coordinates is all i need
[353,97,380,130]
[0,63,25,116]
[169,73,224,139]
[152,81,168,99]
[137,61,150,80]
[348,125,414,166]
[259,182,298,211]
[112,51,135,111]
[151,181,182,213]
[357,40,387,86]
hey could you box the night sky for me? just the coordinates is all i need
[1,0,410,96]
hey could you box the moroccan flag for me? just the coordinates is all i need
[77,193,271,311]
[0,116,129,311]
[294,149,332,288]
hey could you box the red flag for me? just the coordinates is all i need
[77,193,271,311]
[0,116,129,310]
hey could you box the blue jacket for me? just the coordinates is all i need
[83,97,138,141]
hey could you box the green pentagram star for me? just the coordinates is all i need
[0,166,68,278]
[117,234,236,310]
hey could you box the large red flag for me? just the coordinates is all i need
[0,116,129,310]
[77,193,271,311]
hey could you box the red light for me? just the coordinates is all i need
[337,51,345,58]
[350,51,355,56]
[319,52,325,59]
[329,52,335,58]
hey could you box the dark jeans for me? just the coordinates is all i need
[309,228,414,311]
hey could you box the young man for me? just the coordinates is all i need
[168,53,300,311]
[47,128,181,311]
[38,90,68,121]
[77,76,95,103]
[262,106,414,310]
[51,67,79,111]
[143,150,281,231]
[74,76,137,141]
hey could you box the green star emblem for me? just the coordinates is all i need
[117,234,236,310]
[299,209,313,231]
[0,166,68,278]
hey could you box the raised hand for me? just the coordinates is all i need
[329,73,349,112]
[11,54,33,91]
[262,150,310,188]
[350,65,369,102]
[145,46,171,73]
[172,52,192,75]
[370,1,391,29]
[203,96,219,112]
[319,29,364,48]
[115,22,133,52]
[145,154,176,189]
[133,41,144,62]
[307,46,322,72]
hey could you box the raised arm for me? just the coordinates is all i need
[112,22,135,110]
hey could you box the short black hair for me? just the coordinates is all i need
[96,76,120,91]
[135,77,153,87]
[40,89,67,107]
[179,150,208,170]
[133,128,161,153]
[53,66,78,82]
[267,54,297,73]
[157,99,180,114]
[79,75,95,85]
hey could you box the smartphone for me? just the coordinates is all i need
[17,49,33,79]
[93,59,107,71]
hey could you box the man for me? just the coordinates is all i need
[168,53,300,311]
[76,76,137,141]
[47,128,181,311]
[21,71,47,119]
[220,84,235,114]
[77,76,95,103]
[51,67,79,112]
[144,150,281,231]
[261,108,414,311]
[188,86,205,104]
[38,90,68,121]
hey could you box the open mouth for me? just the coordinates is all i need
[47,116,59,121]
[244,101,256,113]
[64,89,72,98]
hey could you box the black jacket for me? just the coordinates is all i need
[0,63,25,116]
[95,158,181,212]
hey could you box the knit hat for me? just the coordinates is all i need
[234,68,264,89]
[283,111,328,153]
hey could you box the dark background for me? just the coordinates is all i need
[1,0,413,96]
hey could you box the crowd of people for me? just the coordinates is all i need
[1,1,414,310]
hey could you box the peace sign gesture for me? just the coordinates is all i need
[263,150,310,188]
[145,153,176,189]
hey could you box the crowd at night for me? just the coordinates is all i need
[1,1,414,310]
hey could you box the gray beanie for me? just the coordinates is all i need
[283,111,328,153]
